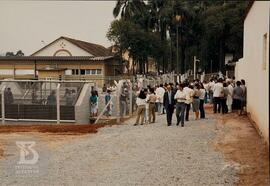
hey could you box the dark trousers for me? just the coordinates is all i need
[185,103,190,121]
[213,97,222,113]
[165,104,174,125]
[176,102,186,126]
[221,98,228,114]
[199,99,205,118]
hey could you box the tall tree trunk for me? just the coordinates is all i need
[219,37,225,74]
[132,59,135,75]
[146,59,149,74]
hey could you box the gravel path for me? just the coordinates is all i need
[0,113,238,186]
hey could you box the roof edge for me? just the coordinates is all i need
[30,36,94,56]
[243,0,255,20]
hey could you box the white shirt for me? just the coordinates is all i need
[203,83,209,92]
[136,97,146,106]
[213,83,224,97]
[155,87,165,103]
[209,81,215,91]
[227,84,234,97]
[183,87,194,104]
[199,89,206,100]
[174,90,187,103]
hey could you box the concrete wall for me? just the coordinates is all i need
[236,1,269,143]
[75,83,91,124]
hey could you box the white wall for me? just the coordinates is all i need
[32,38,93,56]
[15,69,34,75]
[75,83,91,124]
[0,69,13,75]
[236,1,269,143]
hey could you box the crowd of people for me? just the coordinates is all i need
[133,75,247,126]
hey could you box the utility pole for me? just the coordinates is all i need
[193,56,200,80]
[175,14,181,83]
[176,25,179,81]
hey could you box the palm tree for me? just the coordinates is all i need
[113,0,147,19]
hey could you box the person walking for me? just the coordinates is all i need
[232,81,244,115]
[208,79,215,104]
[221,82,229,114]
[105,89,112,117]
[144,87,150,123]
[146,88,157,123]
[183,83,194,121]
[202,80,209,103]
[47,90,56,105]
[227,80,234,113]
[174,84,187,126]
[163,84,175,126]
[134,89,147,126]
[89,91,98,117]
[155,84,165,115]
[213,78,224,113]
[192,84,201,120]
[199,83,206,119]
[64,89,73,106]
[240,79,247,115]
[4,87,14,105]
[120,84,128,117]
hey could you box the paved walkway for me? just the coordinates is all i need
[0,112,238,186]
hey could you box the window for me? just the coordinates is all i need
[80,69,85,75]
[86,69,102,75]
[71,69,102,75]
[72,69,79,75]
[262,33,268,70]
[97,69,102,75]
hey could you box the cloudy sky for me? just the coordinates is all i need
[0,1,116,55]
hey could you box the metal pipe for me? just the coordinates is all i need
[0,79,94,83]
[176,25,179,79]
[0,118,75,123]
[1,85,6,124]
[56,83,61,124]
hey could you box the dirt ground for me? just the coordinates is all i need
[0,106,268,185]
[0,124,107,135]
[215,113,269,186]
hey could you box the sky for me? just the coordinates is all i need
[0,1,116,55]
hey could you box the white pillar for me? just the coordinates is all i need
[56,83,61,124]
[1,86,6,124]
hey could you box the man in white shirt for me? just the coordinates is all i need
[183,83,194,121]
[175,84,187,126]
[155,84,165,115]
[213,78,224,113]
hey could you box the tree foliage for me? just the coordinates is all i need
[107,0,250,74]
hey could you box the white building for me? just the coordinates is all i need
[235,1,269,144]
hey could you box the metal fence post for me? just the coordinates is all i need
[1,85,6,124]
[56,83,61,124]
